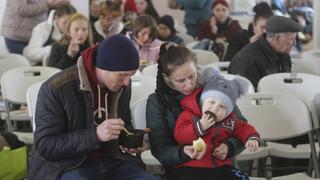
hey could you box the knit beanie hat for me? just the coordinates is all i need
[200,71,247,116]
[212,0,229,9]
[96,35,139,71]
[124,0,138,13]
[158,15,176,34]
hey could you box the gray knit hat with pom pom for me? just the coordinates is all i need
[200,68,247,116]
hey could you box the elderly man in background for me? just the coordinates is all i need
[228,15,303,89]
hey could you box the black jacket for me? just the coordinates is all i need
[228,35,291,89]
[48,43,89,70]
[224,24,254,62]
[28,54,137,179]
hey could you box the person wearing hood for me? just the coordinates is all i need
[28,34,158,180]
[158,15,183,45]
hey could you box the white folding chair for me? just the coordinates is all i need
[291,58,320,76]
[237,92,320,178]
[176,32,194,45]
[191,49,219,66]
[206,61,230,74]
[130,99,163,175]
[1,66,60,132]
[142,64,158,78]
[26,81,44,132]
[186,41,199,49]
[222,74,255,95]
[130,76,156,105]
[258,73,320,134]
[0,53,31,112]
[271,172,320,180]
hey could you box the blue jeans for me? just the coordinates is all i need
[4,38,28,54]
[60,157,159,180]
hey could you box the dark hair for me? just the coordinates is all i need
[144,0,159,20]
[132,15,158,41]
[100,1,122,17]
[54,3,76,17]
[252,2,273,24]
[155,42,196,95]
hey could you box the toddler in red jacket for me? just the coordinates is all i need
[174,71,260,180]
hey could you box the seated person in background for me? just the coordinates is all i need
[174,71,260,180]
[126,15,163,67]
[48,13,93,69]
[135,0,159,21]
[120,0,138,35]
[92,1,123,43]
[193,16,229,61]
[157,15,183,45]
[228,15,303,89]
[23,3,76,65]
[224,2,273,62]
[198,0,242,42]
[89,0,100,26]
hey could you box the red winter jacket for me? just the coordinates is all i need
[174,88,259,168]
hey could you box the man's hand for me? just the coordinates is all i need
[212,143,228,160]
[96,118,124,142]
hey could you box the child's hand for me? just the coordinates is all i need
[212,143,228,160]
[245,139,259,152]
[200,113,216,131]
[183,143,207,160]
[67,40,80,58]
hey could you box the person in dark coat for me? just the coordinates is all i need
[28,35,158,180]
[224,2,273,61]
[228,15,303,89]
[197,0,242,42]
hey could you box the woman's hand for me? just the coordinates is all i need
[212,143,228,160]
[183,144,207,160]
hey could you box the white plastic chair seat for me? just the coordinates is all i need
[249,177,267,180]
[142,64,158,78]
[140,150,161,166]
[236,147,269,161]
[267,142,320,159]
[271,172,320,180]
[1,109,29,121]
[12,131,33,145]
[186,41,199,49]
[191,49,219,66]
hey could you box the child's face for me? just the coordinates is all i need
[69,19,89,45]
[202,97,227,122]
[158,24,171,39]
[100,12,116,31]
[136,27,151,45]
